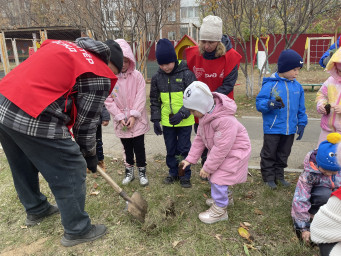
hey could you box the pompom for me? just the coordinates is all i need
[327,132,341,144]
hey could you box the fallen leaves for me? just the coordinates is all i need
[90,191,100,196]
[238,227,251,240]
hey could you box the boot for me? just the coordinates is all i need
[199,203,228,224]
[277,179,291,187]
[122,166,135,185]
[265,181,277,189]
[98,160,106,172]
[138,167,149,186]
[61,224,107,247]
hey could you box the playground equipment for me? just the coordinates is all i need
[304,36,334,70]
[174,34,197,59]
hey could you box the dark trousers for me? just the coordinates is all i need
[309,186,332,215]
[163,126,192,180]
[194,123,208,165]
[96,125,104,161]
[260,134,295,182]
[120,134,146,167]
[0,123,91,236]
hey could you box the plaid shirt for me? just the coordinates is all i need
[0,38,113,157]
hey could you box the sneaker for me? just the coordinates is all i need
[25,204,59,226]
[138,167,149,186]
[163,176,178,184]
[277,179,291,187]
[265,181,277,189]
[98,160,106,172]
[61,224,107,247]
[198,203,228,224]
[180,179,192,188]
[122,166,135,185]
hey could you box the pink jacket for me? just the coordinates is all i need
[105,39,150,138]
[185,93,251,185]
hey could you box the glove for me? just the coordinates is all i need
[296,125,305,140]
[153,121,163,135]
[268,99,282,110]
[85,155,98,173]
[169,112,184,125]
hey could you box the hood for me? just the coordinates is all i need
[75,37,110,64]
[326,48,341,83]
[262,72,296,86]
[221,34,232,51]
[115,39,136,74]
[203,92,237,123]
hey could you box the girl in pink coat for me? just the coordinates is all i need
[181,81,251,224]
[105,39,150,186]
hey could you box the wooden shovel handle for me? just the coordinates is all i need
[96,166,123,194]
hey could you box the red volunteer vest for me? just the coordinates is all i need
[186,46,241,123]
[0,39,117,119]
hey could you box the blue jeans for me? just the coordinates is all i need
[163,126,192,180]
[0,124,92,236]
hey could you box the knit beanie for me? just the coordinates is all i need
[104,39,123,73]
[155,38,177,65]
[200,15,223,42]
[316,133,341,171]
[183,81,214,114]
[277,49,303,73]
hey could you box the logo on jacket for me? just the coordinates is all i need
[186,88,192,98]
[193,66,205,79]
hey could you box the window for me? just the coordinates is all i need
[168,11,176,22]
[168,31,176,41]
[180,7,187,19]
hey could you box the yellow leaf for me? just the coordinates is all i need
[238,227,250,240]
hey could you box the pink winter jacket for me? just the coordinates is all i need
[105,39,150,138]
[185,93,251,186]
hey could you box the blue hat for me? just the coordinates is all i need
[277,49,303,73]
[156,38,177,65]
[316,133,341,172]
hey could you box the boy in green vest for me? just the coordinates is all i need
[150,38,196,188]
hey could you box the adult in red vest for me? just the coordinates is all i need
[186,15,242,165]
[0,37,123,247]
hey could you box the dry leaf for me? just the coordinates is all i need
[90,191,100,196]
[203,193,208,198]
[238,227,250,240]
[240,222,249,230]
[254,208,263,215]
[215,234,222,240]
[243,222,252,227]
[172,241,180,248]
[20,225,28,229]
[93,182,98,189]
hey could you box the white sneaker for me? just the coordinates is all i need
[122,166,135,185]
[199,203,228,224]
[138,167,149,186]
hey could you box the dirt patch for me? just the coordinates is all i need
[0,237,48,256]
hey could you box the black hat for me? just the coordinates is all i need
[104,40,123,73]
[156,38,177,65]
[277,49,303,73]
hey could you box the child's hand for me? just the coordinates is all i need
[120,119,127,127]
[318,104,327,115]
[181,160,190,170]
[332,104,341,114]
[126,116,136,129]
[200,168,209,179]
[102,120,109,126]
[301,231,310,243]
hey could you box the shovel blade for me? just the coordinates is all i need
[127,192,148,223]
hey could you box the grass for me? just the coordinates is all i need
[0,152,319,255]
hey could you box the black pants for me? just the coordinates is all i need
[260,134,295,182]
[120,134,146,167]
[194,123,208,165]
[96,125,104,161]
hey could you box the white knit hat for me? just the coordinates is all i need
[199,15,223,42]
[183,81,214,114]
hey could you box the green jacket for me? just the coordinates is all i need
[150,60,196,127]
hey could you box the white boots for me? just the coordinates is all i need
[122,166,149,186]
[199,203,228,224]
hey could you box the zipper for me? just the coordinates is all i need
[168,78,173,114]
[285,81,289,135]
[270,115,277,130]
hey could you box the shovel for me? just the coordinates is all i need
[96,166,148,223]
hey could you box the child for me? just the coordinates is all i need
[105,39,150,186]
[311,187,341,256]
[181,81,251,224]
[316,48,341,146]
[292,132,341,244]
[96,105,110,171]
[150,38,196,188]
[256,49,308,189]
